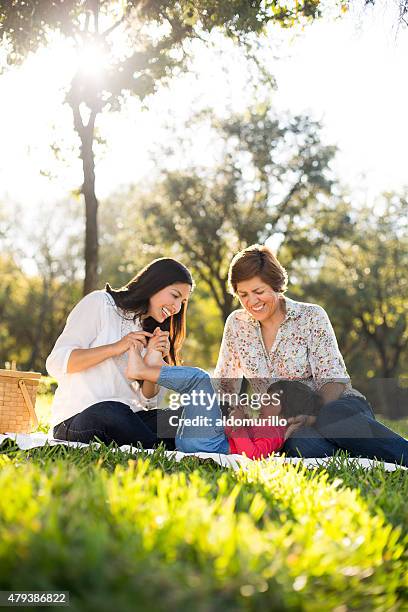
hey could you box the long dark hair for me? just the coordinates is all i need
[267,380,323,419]
[105,258,194,365]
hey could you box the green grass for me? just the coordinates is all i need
[0,393,407,610]
[35,394,53,433]
[378,417,408,438]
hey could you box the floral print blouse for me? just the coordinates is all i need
[214,296,363,401]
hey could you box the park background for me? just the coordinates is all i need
[1,3,408,611]
[0,0,407,420]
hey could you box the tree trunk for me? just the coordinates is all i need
[81,125,99,295]
[68,94,100,296]
[221,291,235,323]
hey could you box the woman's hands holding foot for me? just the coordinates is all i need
[145,327,170,362]
[125,327,167,384]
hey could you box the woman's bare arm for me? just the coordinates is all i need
[67,331,152,373]
[319,381,346,405]
[140,380,160,399]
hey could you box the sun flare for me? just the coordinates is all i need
[76,43,109,78]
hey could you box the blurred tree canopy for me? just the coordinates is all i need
[0,253,82,373]
[1,182,407,417]
[0,0,328,295]
[140,104,346,321]
[301,194,408,381]
[0,200,83,371]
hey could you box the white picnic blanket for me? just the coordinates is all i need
[1,432,406,472]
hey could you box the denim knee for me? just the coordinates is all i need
[158,366,211,394]
[71,405,110,431]
[188,367,211,386]
[317,398,370,427]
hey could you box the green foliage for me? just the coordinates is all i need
[0,444,407,610]
[182,284,224,368]
[1,0,333,293]
[0,0,330,63]
[141,105,338,321]
[0,253,82,373]
[0,0,332,108]
[299,195,408,384]
[37,376,58,397]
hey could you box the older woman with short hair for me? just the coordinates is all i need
[214,244,408,466]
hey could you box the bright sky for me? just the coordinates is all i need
[1,2,407,217]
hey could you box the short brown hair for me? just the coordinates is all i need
[228,244,288,294]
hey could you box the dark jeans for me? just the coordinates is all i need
[283,396,408,467]
[53,401,181,450]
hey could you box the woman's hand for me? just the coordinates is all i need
[284,415,316,440]
[67,332,152,374]
[138,328,170,397]
[111,331,153,357]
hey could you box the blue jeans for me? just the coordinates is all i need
[283,395,408,467]
[53,401,181,450]
[158,366,229,454]
[160,368,408,464]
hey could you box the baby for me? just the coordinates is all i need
[126,343,322,459]
[126,343,286,459]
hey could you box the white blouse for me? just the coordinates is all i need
[214,296,363,401]
[46,290,166,428]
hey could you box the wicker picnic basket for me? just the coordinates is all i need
[0,368,41,434]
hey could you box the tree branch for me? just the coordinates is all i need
[270,176,303,224]
[102,13,126,38]
[163,222,225,311]
[93,0,99,34]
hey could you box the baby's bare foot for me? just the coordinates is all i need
[125,343,145,380]
[144,348,166,368]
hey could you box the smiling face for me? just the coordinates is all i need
[146,282,191,323]
[235,276,283,322]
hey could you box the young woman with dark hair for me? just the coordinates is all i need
[46,258,193,449]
